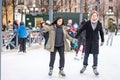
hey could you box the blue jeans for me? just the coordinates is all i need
[83,53,98,66]
[107,32,115,46]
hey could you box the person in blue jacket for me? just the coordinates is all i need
[14,22,27,53]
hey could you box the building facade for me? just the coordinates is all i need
[2,0,120,27]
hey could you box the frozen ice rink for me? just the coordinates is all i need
[1,35,120,80]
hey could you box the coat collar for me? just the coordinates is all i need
[88,20,100,31]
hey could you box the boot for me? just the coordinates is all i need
[48,67,53,76]
[92,66,99,75]
[80,65,87,73]
[74,54,79,60]
[59,67,66,77]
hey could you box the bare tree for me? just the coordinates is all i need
[99,1,106,27]
[115,0,120,25]
[12,0,17,21]
[2,0,13,25]
[84,0,89,13]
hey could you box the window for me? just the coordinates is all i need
[2,0,6,6]
[65,0,67,5]
[75,0,77,3]
[18,9,21,13]
[18,0,24,5]
[109,0,113,2]
[95,6,98,11]
[29,0,32,5]
[35,0,40,5]
[74,8,77,12]
[109,6,113,11]
[65,9,67,12]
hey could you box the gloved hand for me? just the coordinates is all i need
[100,42,104,46]
[73,39,78,43]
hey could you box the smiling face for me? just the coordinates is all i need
[91,12,98,21]
[57,18,63,26]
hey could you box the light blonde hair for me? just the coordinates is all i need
[89,11,99,19]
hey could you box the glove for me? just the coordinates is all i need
[100,42,104,46]
[73,39,78,43]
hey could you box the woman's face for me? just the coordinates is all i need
[91,13,98,21]
[57,18,63,25]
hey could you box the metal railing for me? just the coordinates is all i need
[2,29,44,52]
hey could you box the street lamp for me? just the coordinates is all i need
[106,9,114,16]
[106,9,114,27]
[21,6,29,22]
[29,4,39,16]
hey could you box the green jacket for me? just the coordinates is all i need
[108,23,118,33]
[43,24,74,52]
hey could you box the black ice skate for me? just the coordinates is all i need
[48,67,53,76]
[59,68,66,77]
[80,65,87,73]
[92,66,99,76]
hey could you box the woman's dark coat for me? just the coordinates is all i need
[75,20,104,54]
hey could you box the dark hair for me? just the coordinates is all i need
[13,20,18,26]
[81,20,86,25]
[20,22,24,26]
[51,17,64,25]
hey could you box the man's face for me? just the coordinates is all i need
[91,13,98,21]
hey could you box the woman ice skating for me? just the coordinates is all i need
[75,11,104,75]
[42,17,76,77]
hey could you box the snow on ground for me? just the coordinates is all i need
[1,35,120,80]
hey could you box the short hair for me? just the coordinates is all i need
[90,11,99,18]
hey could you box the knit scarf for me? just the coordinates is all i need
[91,19,98,30]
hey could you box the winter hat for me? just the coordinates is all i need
[46,20,51,25]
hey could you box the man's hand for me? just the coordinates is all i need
[100,42,104,46]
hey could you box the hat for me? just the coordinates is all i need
[46,20,51,25]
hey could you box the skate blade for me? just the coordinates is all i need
[74,57,80,60]
[58,73,66,78]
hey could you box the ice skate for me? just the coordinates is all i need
[59,68,66,77]
[74,54,80,60]
[80,65,87,73]
[48,67,53,76]
[92,66,99,76]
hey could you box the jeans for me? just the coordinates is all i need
[107,32,115,46]
[49,46,65,69]
[83,53,98,66]
[19,38,26,52]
